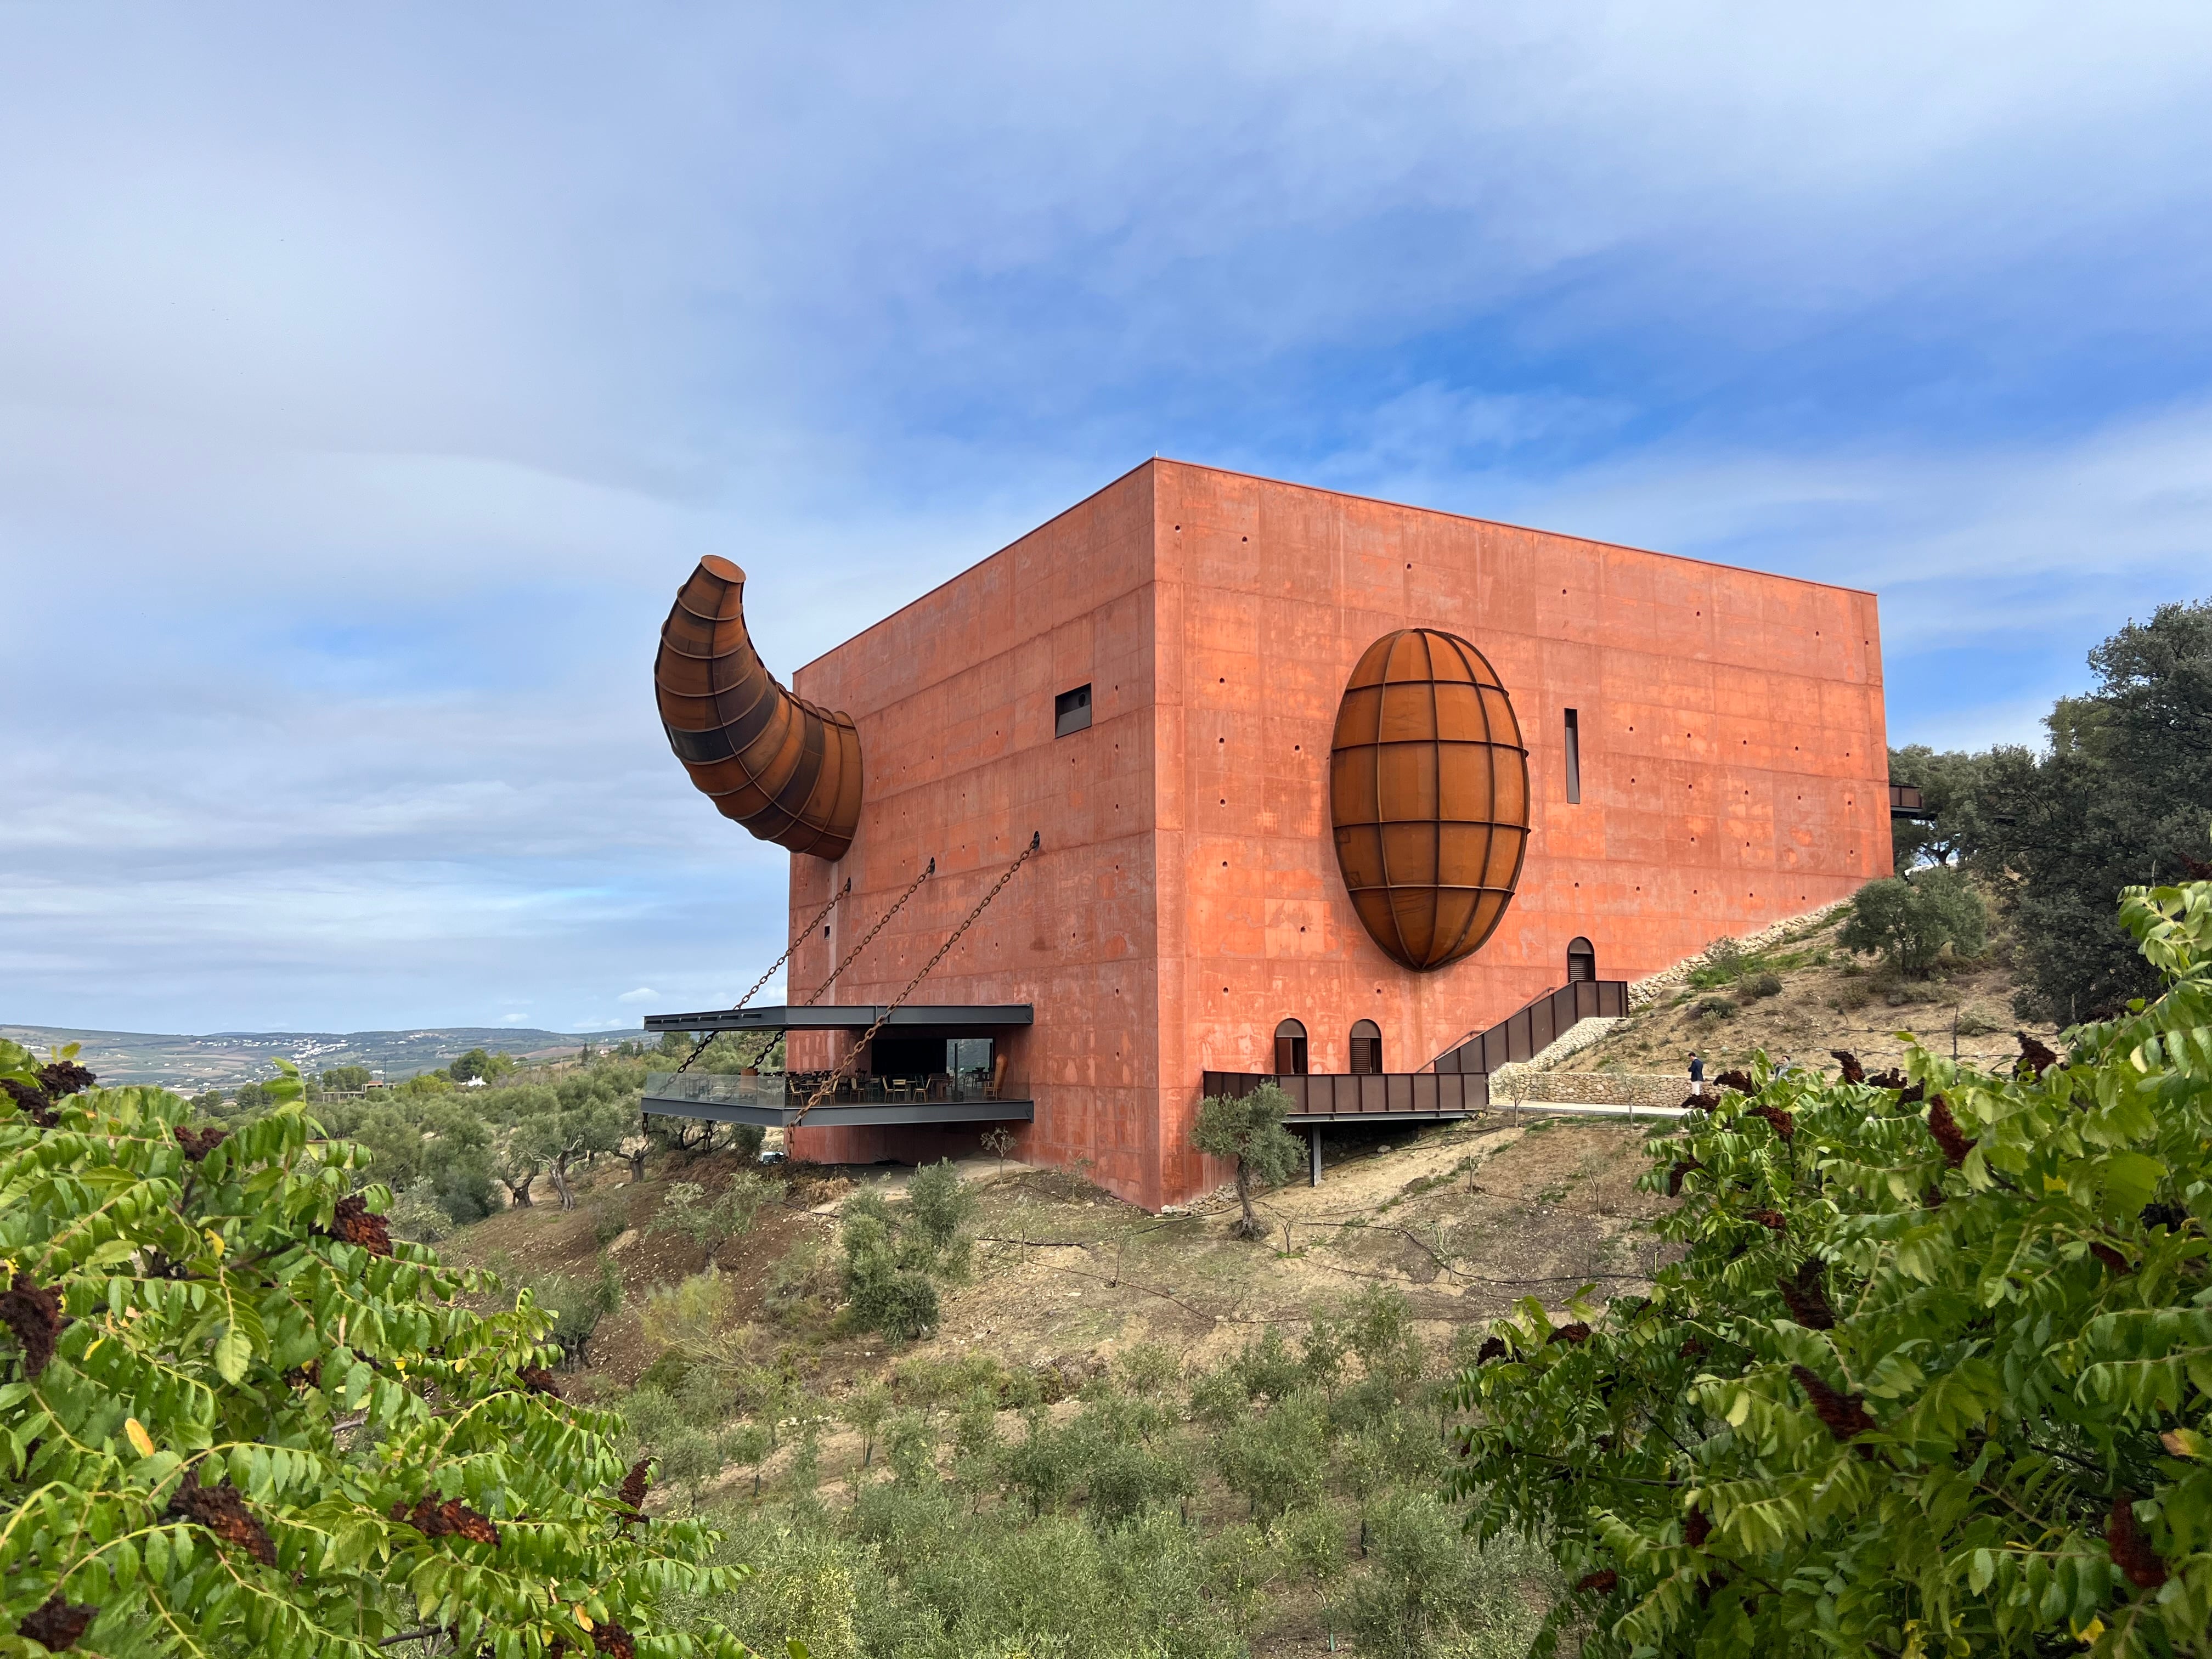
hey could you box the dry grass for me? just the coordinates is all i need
[1556,906,2055,1084]
[437,1113,1674,1417]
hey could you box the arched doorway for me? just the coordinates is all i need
[1567,936,1596,983]
[1273,1019,1308,1076]
[1348,1019,1382,1075]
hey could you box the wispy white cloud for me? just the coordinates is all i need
[2,2,2208,1029]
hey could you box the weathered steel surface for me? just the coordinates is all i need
[774,460,1893,1209]
[643,1003,1034,1032]
[1329,628,1530,970]
[1200,1069,1487,1118]
[655,555,864,860]
[1431,979,1628,1074]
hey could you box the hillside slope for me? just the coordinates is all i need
[414,907,2056,1657]
[1549,900,2055,1087]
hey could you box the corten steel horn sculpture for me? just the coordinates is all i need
[655,555,864,860]
[1329,628,1530,971]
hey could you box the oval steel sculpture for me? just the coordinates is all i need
[1329,629,1530,971]
[655,555,864,861]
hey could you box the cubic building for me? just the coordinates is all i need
[644,459,1893,1210]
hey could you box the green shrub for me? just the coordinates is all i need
[1690,996,1734,1020]
[836,1177,972,1341]
[638,1350,696,1393]
[905,1159,978,1267]
[383,1180,454,1243]
[882,1409,938,1488]
[1737,970,1784,1001]
[845,1262,939,1342]
[654,1171,777,1252]
[1228,1326,1306,1402]
[764,1237,838,1322]
[1688,936,1746,988]
[893,1348,1009,1407]
[529,1255,623,1367]
[686,1515,862,1659]
[1216,1389,1329,1520]
[1838,866,1989,977]
[1075,1430,1194,1529]
[1329,1491,1555,1659]
[999,1412,1077,1516]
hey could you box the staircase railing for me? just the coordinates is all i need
[1429,979,1628,1076]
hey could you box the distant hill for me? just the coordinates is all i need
[0,1024,643,1090]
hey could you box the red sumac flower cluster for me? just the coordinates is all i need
[168,1471,278,1566]
[1,1273,66,1378]
[392,1496,501,1547]
[320,1193,393,1257]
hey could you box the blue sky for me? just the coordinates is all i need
[4,3,2210,1035]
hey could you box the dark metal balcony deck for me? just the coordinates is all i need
[642,1003,1032,1034]
[1199,1069,1488,1123]
[640,1070,1033,1129]
[1889,783,1936,822]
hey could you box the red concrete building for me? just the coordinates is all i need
[652,459,1892,1211]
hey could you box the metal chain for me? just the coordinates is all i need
[672,878,850,1076]
[798,859,935,1006]
[792,832,1041,1125]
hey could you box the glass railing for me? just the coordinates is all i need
[644,1072,787,1108]
[644,1071,1010,1108]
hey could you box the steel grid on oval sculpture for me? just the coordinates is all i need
[1329,628,1531,971]
[654,555,864,861]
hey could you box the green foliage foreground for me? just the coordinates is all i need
[1454,872,2212,1657]
[0,1052,748,1658]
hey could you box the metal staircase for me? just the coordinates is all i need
[1429,979,1628,1076]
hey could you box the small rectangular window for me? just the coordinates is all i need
[1055,684,1092,738]
[1564,708,1582,804]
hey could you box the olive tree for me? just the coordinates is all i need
[1192,1084,1305,1240]
[1838,865,1989,977]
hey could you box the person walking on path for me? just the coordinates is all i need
[1688,1052,1705,1097]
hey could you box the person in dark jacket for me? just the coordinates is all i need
[1688,1052,1705,1097]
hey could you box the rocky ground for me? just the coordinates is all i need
[1550,901,2056,1087]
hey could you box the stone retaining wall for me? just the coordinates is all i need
[1506,1071,1688,1109]
[1626,898,1850,1008]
